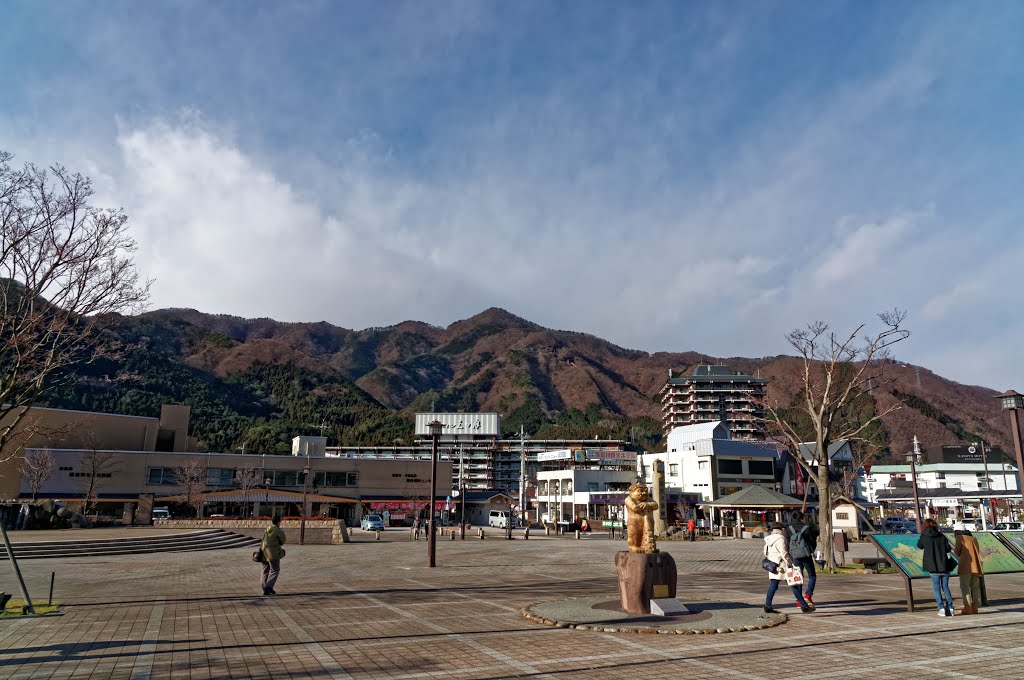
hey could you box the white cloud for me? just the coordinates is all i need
[812,215,915,287]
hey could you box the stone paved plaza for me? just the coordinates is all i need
[2,530,1024,679]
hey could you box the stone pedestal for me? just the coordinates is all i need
[615,551,678,614]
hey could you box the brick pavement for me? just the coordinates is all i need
[2,532,1023,679]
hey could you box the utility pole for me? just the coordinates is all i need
[909,436,924,533]
[518,425,528,530]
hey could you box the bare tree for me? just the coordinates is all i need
[174,457,208,518]
[764,310,910,572]
[235,465,262,518]
[78,442,120,517]
[20,448,55,502]
[0,150,150,464]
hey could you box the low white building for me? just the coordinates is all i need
[535,468,636,523]
[864,461,1019,503]
[638,421,782,502]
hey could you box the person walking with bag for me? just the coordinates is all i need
[917,518,956,616]
[764,522,811,614]
[953,524,984,614]
[788,513,818,608]
[260,514,286,596]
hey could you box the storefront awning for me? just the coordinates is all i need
[156,489,356,504]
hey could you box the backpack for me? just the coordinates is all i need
[789,524,812,559]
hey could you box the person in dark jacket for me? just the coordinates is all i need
[917,518,955,616]
[788,513,818,607]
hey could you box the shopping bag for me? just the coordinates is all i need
[785,567,804,586]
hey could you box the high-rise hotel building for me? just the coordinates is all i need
[659,364,767,440]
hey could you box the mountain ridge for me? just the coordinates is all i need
[37,307,1014,458]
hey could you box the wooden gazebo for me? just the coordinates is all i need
[704,485,806,530]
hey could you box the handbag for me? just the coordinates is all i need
[785,566,804,586]
[252,549,266,563]
[946,553,958,572]
[761,558,779,573]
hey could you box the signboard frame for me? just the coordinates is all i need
[868,532,1024,612]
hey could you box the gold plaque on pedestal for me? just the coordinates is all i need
[652,584,669,599]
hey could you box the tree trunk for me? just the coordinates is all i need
[816,449,835,572]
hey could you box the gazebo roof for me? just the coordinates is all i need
[704,485,805,508]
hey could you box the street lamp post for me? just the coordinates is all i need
[300,455,311,545]
[427,420,443,567]
[264,477,272,518]
[909,436,925,533]
[974,440,995,529]
[996,391,1024,514]
[459,445,466,539]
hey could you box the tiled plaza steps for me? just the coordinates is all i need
[0,529,259,560]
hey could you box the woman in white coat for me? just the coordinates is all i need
[764,522,812,613]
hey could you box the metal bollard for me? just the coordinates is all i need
[545,526,551,536]
[524,527,529,540]
[479,528,485,539]
[375,530,380,541]
[450,531,456,541]
[575,530,581,540]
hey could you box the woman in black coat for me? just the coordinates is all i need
[917,518,956,616]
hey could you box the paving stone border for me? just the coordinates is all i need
[520,595,787,634]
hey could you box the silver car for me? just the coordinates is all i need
[360,514,385,531]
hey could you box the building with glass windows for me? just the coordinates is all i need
[638,421,782,503]
[659,364,767,440]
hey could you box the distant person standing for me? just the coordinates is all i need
[788,513,818,608]
[687,517,697,542]
[954,524,984,614]
[918,518,956,616]
[764,522,810,614]
[260,514,286,596]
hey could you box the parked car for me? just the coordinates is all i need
[882,518,916,533]
[360,514,385,531]
[995,522,1024,531]
[488,510,511,529]
[152,507,171,520]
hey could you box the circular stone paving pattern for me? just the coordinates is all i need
[521,596,786,634]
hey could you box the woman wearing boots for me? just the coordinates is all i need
[764,522,811,614]
[954,524,984,614]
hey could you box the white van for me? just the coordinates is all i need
[152,507,171,520]
[488,510,510,528]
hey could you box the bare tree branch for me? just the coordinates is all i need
[78,432,120,516]
[236,465,262,518]
[1,150,150,463]
[174,457,207,518]
[21,448,55,502]
[764,311,910,572]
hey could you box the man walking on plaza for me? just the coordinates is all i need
[260,514,286,596]
[687,517,696,542]
[954,524,984,614]
[788,513,818,608]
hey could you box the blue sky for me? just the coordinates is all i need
[2,1,1023,390]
